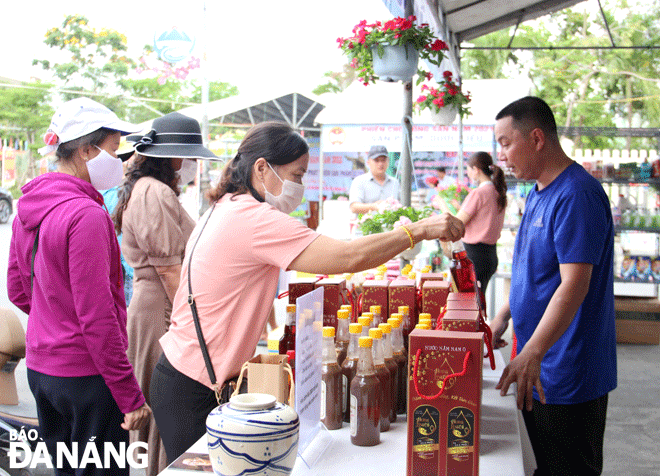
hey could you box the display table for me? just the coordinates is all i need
[158,349,534,475]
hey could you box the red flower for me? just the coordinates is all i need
[425,71,433,80]
[44,130,58,146]
[421,84,429,91]
[416,95,427,103]
[430,39,448,51]
[443,70,453,79]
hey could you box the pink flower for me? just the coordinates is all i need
[416,95,427,103]
[394,216,413,228]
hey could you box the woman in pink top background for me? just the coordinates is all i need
[454,151,507,293]
[150,121,467,464]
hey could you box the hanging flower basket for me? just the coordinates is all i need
[415,71,472,123]
[371,44,419,82]
[430,104,458,125]
[337,16,448,85]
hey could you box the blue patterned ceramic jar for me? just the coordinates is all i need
[206,393,299,476]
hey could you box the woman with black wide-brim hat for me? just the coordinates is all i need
[113,111,218,476]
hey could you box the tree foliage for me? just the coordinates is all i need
[460,0,660,150]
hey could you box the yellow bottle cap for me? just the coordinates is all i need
[408,272,416,280]
[322,326,336,338]
[390,312,402,320]
[369,305,381,314]
[286,304,296,313]
[379,323,392,334]
[357,317,370,327]
[415,324,431,330]
[337,310,350,320]
[340,304,352,310]
[419,313,432,320]
[349,323,363,334]
[362,312,373,319]
[398,306,409,314]
[387,317,401,328]
[369,328,383,339]
[358,336,373,348]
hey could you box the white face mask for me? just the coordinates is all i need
[263,163,305,214]
[176,159,197,185]
[87,146,124,190]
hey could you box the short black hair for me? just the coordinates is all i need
[436,167,446,173]
[495,96,558,140]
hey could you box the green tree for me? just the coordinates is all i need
[33,15,133,100]
[189,80,239,103]
[0,82,54,180]
[313,64,358,95]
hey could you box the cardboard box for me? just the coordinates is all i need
[441,310,480,333]
[407,330,484,476]
[315,277,347,329]
[389,278,418,339]
[362,279,390,321]
[287,278,318,304]
[422,281,451,328]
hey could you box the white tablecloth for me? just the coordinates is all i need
[159,350,535,476]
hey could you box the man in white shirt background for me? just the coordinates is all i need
[348,145,399,215]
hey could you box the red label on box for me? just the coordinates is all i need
[389,279,418,336]
[422,281,450,327]
[447,292,476,302]
[419,272,445,289]
[315,278,346,329]
[362,280,390,320]
[407,330,483,476]
[288,278,317,305]
[441,310,480,333]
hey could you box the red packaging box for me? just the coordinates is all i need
[419,272,445,289]
[315,277,347,329]
[441,310,480,332]
[446,299,479,312]
[389,278,418,337]
[422,281,451,326]
[407,330,483,476]
[287,278,317,305]
[447,292,476,302]
[361,280,390,320]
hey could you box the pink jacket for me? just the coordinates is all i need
[7,173,144,414]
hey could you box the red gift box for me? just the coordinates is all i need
[315,278,347,329]
[446,299,479,311]
[419,272,445,289]
[447,292,476,302]
[441,310,480,333]
[422,281,451,328]
[361,279,390,322]
[407,330,484,476]
[389,278,418,340]
[287,278,318,305]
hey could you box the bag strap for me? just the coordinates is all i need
[413,348,471,400]
[232,361,296,406]
[186,204,218,389]
[30,226,41,293]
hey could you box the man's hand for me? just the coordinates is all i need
[490,313,509,349]
[122,403,151,431]
[419,212,465,243]
[495,349,545,411]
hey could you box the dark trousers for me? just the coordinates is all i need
[27,369,129,476]
[522,394,609,476]
[150,353,246,465]
[463,242,498,294]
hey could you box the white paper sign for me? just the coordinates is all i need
[294,287,324,456]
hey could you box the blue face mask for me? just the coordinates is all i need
[263,163,305,214]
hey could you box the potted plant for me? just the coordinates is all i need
[337,16,448,85]
[415,70,471,125]
[358,198,434,259]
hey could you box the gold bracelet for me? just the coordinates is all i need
[400,225,415,250]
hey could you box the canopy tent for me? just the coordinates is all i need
[135,89,325,131]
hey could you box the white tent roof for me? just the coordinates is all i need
[314,77,532,125]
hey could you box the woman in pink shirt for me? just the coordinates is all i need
[150,121,467,463]
[455,152,507,293]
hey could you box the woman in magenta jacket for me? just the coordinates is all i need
[7,98,150,476]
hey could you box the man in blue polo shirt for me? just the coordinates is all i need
[349,145,399,215]
[491,97,616,476]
